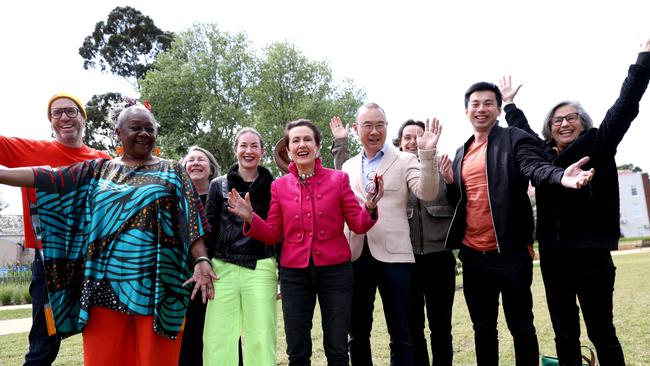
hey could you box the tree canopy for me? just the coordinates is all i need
[140,23,365,173]
[79,6,174,85]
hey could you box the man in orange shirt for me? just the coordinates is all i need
[442,82,593,366]
[0,94,110,365]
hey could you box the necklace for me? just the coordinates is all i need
[298,171,316,181]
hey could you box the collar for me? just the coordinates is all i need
[288,158,324,179]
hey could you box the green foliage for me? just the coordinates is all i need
[83,92,124,153]
[79,6,174,84]
[250,42,364,171]
[617,163,643,172]
[0,284,30,305]
[0,286,12,305]
[140,24,364,174]
[141,23,256,165]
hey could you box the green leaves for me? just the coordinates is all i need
[79,6,174,84]
[140,24,365,174]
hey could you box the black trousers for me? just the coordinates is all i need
[540,247,624,366]
[24,250,60,366]
[410,250,456,366]
[459,246,539,366]
[349,243,413,366]
[280,262,353,366]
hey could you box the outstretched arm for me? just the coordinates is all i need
[0,167,35,187]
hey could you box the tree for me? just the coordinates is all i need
[79,7,174,153]
[83,92,125,153]
[79,6,174,87]
[140,23,257,167]
[140,24,365,174]
[250,42,364,170]
[617,163,643,172]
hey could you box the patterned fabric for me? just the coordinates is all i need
[33,159,206,339]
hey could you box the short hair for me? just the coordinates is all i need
[355,102,387,121]
[392,119,425,148]
[181,145,220,181]
[283,119,321,148]
[464,82,503,109]
[115,105,158,132]
[232,127,265,151]
[541,101,593,141]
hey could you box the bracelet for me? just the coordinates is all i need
[192,256,211,267]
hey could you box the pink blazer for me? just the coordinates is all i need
[245,158,377,268]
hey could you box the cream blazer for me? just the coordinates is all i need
[342,146,439,263]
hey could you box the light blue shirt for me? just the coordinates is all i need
[361,144,389,190]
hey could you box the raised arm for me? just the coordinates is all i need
[0,167,35,187]
[329,116,351,170]
[499,76,541,140]
[407,118,441,201]
[593,37,650,153]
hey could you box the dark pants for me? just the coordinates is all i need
[459,247,539,366]
[349,243,413,366]
[540,248,624,366]
[410,251,456,366]
[24,250,60,366]
[178,295,207,366]
[280,262,353,366]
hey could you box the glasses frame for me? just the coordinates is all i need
[359,122,387,132]
[50,107,80,119]
[551,112,580,126]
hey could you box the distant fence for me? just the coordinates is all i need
[0,266,31,286]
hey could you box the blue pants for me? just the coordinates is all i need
[24,250,60,366]
[349,244,413,366]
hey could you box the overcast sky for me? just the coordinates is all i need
[1,0,649,214]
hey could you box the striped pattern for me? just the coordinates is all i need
[33,159,205,339]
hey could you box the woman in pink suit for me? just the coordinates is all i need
[227,119,383,365]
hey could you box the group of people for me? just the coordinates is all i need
[0,37,648,366]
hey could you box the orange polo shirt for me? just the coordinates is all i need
[461,138,498,251]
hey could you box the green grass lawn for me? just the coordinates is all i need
[1,252,649,365]
[0,308,30,321]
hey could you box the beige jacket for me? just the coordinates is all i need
[337,142,439,263]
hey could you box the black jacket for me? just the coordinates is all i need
[504,53,650,251]
[445,124,564,253]
[205,164,275,269]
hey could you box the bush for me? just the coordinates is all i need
[0,286,15,305]
[0,284,31,305]
[23,285,31,304]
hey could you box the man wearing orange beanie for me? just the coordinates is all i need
[0,93,110,365]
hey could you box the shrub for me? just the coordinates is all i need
[23,285,31,304]
[0,286,15,305]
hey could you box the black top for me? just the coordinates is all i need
[205,164,275,269]
[504,53,650,251]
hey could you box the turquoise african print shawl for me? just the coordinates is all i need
[33,159,206,339]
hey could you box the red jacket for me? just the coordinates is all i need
[0,137,110,248]
[245,158,377,268]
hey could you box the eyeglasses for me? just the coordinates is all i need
[551,112,580,126]
[365,171,378,193]
[51,107,80,119]
[360,122,386,132]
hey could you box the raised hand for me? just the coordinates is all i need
[439,154,454,184]
[417,117,442,150]
[226,188,253,224]
[499,75,522,103]
[329,116,349,139]
[561,156,595,189]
